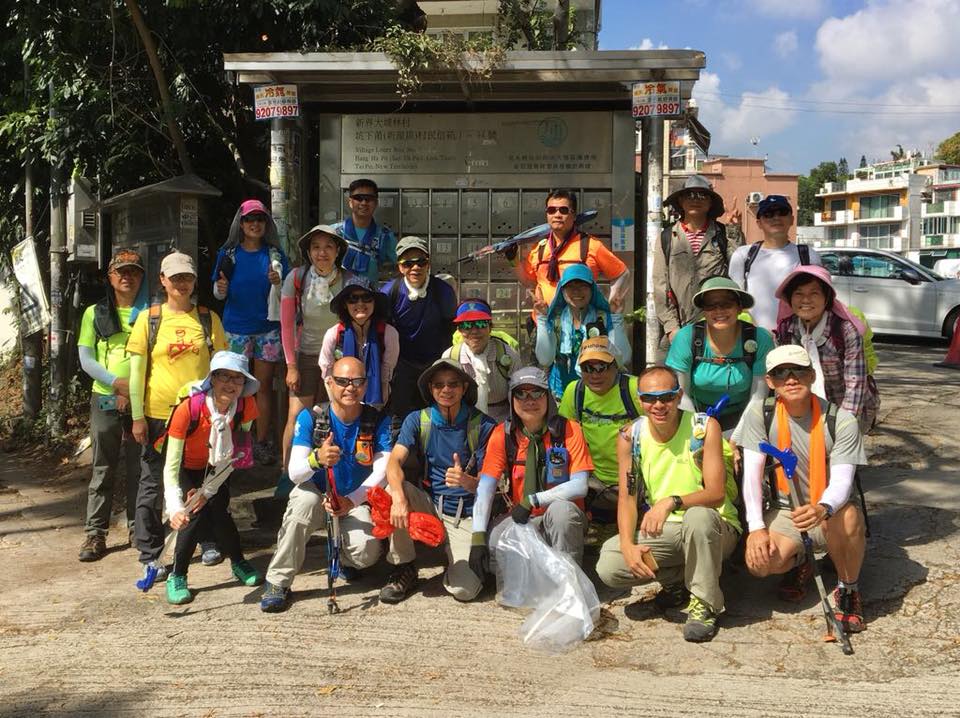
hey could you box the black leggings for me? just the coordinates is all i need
[172,468,245,576]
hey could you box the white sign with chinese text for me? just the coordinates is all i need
[632,81,682,119]
[11,237,50,336]
[254,84,299,121]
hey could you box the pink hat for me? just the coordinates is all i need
[239,199,269,217]
[774,264,865,335]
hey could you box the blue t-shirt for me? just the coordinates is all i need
[396,404,496,516]
[666,322,775,417]
[332,219,397,283]
[213,244,290,335]
[381,277,456,364]
[292,406,392,496]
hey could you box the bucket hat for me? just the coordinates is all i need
[664,175,725,219]
[201,351,260,397]
[330,275,389,319]
[297,224,347,266]
[692,276,755,310]
[417,358,479,406]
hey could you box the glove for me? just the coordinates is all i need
[468,532,489,581]
[511,499,533,525]
[503,244,518,262]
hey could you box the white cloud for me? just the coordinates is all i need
[773,30,798,58]
[746,0,826,18]
[630,38,669,50]
[720,52,743,70]
[692,72,798,150]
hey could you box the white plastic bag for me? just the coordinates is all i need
[494,522,600,653]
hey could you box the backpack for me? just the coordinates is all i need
[572,373,640,424]
[417,406,485,481]
[152,386,251,468]
[310,402,383,479]
[742,242,810,292]
[141,303,215,389]
[690,319,758,417]
[503,414,568,480]
[334,320,387,359]
[760,396,870,536]
[536,231,590,270]
[452,336,513,381]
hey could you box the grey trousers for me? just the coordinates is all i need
[596,506,739,612]
[85,394,140,536]
[490,500,588,568]
[265,481,382,589]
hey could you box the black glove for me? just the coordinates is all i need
[469,532,489,581]
[511,500,533,525]
[503,244,519,262]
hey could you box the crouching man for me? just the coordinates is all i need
[260,356,392,612]
[596,366,741,643]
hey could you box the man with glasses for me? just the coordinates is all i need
[654,175,742,357]
[382,236,457,418]
[558,336,642,523]
[380,358,496,604]
[737,345,867,633]
[729,194,821,331]
[332,178,397,283]
[472,367,593,583]
[597,366,741,643]
[260,356,392,612]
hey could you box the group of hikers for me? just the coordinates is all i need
[76,176,878,643]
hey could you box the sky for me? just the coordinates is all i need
[598,0,960,175]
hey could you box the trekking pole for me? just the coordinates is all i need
[325,466,342,615]
[759,442,853,656]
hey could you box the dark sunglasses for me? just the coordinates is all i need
[638,388,681,404]
[513,388,547,401]
[759,208,792,219]
[399,257,429,268]
[241,214,268,222]
[702,300,738,312]
[768,365,811,381]
[458,320,490,331]
[345,293,374,305]
[546,206,572,215]
[581,361,614,375]
[332,376,367,388]
[431,380,463,390]
[683,191,710,201]
[349,193,377,203]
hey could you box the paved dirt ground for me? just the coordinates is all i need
[1,340,959,717]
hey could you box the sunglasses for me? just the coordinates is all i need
[546,206,572,215]
[768,365,811,381]
[458,320,490,330]
[759,208,792,219]
[345,293,374,305]
[212,372,246,385]
[349,194,378,203]
[431,380,463,391]
[702,300,738,312]
[399,257,429,268]
[683,191,710,201]
[581,361,614,375]
[332,376,367,388]
[241,214,268,223]
[513,388,547,401]
[638,388,681,405]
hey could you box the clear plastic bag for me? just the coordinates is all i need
[494,522,600,653]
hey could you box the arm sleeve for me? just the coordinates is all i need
[288,444,316,485]
[676,372,697,413]
[280,272,298,364]
[382,324,400,383]
[212,249,227,300]
[319,325,338,379]
[472,474,497,533]
[129,353,146,420]
[819,463,856,514]
[652,227,680,334]
[609,313,632,366]
[609,268,631,303]
[741,448,767,533]
[162,437,186,516]
[532,470,588,506]
[534,315,556,366]
[346,452,390,506]
[210,312,228,351]
[78,345,118,388]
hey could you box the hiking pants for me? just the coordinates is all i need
[596,506,739,613]
[490,499,588,569]
[386,481,483,602]
[388,357,429,420]
[265,480,382,589]
[172,468,244,576]
[85,394,140,537]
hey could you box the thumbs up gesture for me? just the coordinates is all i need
[216,271,229,296]
[314,433,341,467]
[445,452,479,492]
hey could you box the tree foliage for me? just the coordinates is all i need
[797,161,839,226]
[937,131,960,165]
[496,0,580,51]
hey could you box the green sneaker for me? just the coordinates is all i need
[166,574,193,605]
[683,594,718,642]
[232,559,263,587]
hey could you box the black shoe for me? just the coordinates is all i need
[79,534,107,562]
[339,565,360,582]
[654,582,689,611]
[379,562,418,604]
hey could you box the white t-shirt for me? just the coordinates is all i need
[729,242,822,331]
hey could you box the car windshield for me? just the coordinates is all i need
[899,255,944,280]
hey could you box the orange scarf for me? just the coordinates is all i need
[775,397,827,505]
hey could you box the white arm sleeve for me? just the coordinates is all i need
[742,448,767,533]
[610,269,631,302]
[78,345,118,388]
[213,282,227,301]
[162,438,186,517]
[472,474,497,533]
[748,374,768,405]
[677,372,696,413]
[819,464,856,514]
[288,444,316,485]
[532,470,589,507]
[534,315,556,367]
[345,452,390,507]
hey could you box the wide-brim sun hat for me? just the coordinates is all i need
[297,224,347,266]
[330,275,389,319]
[693,276,755,310]
[664,174,725,219]
[774,264,865,335]
[417,358,479,406]
[201,350,260,397]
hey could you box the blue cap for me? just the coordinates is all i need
[758,195,792,216]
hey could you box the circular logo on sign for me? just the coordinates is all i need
[538,117,567,147]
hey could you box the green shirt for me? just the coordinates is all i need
[77,304,134,395]
[559,374,643,486]
[629,411,741,532]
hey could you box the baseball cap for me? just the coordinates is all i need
[509,366,550,393]
[239,199,269,218]
[108,249,144,273]
[577,336,618,366]
[765,344,812,373]
[396,236,429,258]
[454,299,493,323]
[160,251,197,277]
[757,195,792,216]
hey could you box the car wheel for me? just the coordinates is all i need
[944,307,960,340]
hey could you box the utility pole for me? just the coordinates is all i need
[48,81,68,436]
[638,116,664,369]
[21,58,42,421]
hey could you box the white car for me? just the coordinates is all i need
[817,247,960,339]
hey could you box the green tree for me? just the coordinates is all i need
[838,156,849,178]
[937,131,960,164]
[797,161,839,225]
[859,154,868,168]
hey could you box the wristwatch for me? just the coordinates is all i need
[818,502,834,519]
[671,495,683,511]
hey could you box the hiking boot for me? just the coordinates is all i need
[200,545,223,566]
[339,565,360,582]
[78,534,107,562]
[260,581,290,613]
[654,582,689,611]
[231,559,263,587]
[253,441,277,466]
[379,562,418,604]
[166,574,193,605]
[683,595,719,642]
[833,587,865,633]
[777,559,813,603]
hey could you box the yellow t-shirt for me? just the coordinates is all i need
[126,307,227,419]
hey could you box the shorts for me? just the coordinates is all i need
[765,506,829,554]
[292,352,326,401]
[227,329,282,363]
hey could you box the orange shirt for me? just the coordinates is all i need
[480,419,594,514]
[168,395,258,470]
[523,232,627,307]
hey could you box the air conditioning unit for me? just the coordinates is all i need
[746,191,764,205]
[66,176,100,263]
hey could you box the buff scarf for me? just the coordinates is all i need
[546,231,579,283]
[775,397,827,505]
[520,426,547,502]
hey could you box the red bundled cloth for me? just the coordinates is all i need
[367,486,445,547]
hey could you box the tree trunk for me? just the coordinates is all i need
[552,0,570,50]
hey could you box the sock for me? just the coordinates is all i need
[838,579,858,593]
